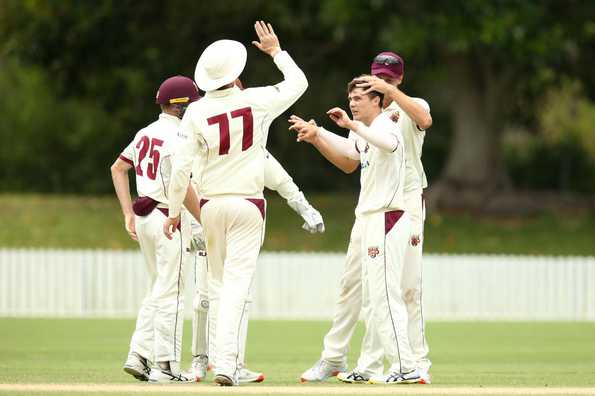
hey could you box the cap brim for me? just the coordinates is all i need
[195,41,247,92]
[371,65,400,78]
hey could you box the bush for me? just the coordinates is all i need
[0,61,125,193]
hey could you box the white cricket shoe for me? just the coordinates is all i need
[214,373,238,386]
[148,368,191,383]
[238,367,265,383]
[183,355,208,382]
[418,368,431,384]
[337,370,370,384]
[368,369,421,385]
[123,352,151,382]
[300,359,347,382]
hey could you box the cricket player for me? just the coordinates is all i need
[187,149,325,383]
[293,52,432,384]
[164,21,308,386]
[357,52,432,380]
[110,75,202,383]
[291,77,419,384]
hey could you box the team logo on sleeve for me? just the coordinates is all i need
[390,111,400,123]
[368,246,380,258]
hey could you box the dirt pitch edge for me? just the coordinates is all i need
[1,384,595,395]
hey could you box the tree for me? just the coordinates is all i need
[539,80,595,192]
[320,0,595,206]
[1,0,594,198]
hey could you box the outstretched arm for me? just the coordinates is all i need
[327,107,399,152]
[264,151,324,233]
[251,21,308,119]
[289,115,359,174]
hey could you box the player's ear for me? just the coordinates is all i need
[234,78,245,90]
[373,95,381,107]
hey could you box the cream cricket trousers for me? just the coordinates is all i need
[191,252,252,369]
[129,209,190,364]
[320,191,430,372]
[358,210,415,374]
[320,218,363,365]
[402,189,430,371]
[200,197,265,380]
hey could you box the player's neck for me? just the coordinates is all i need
[360,109,382,126]
[216,82,235,91]
[162,109,180,118]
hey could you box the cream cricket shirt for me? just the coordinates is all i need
[120,113,181,205]
[384,99,430,193]
[354,112,406,217]
[168,51,307,217]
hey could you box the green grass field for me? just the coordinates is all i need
[1,194,594,255]
[0,319,594,395]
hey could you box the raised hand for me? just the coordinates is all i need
[356,75,394,95]
[252,20,281,57]
[289,115,318,143]
[326,107,353,130]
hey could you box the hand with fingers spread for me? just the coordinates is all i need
[252,20,281,57]
[355,75,395,95]
[289,115,319,143]
[327,107,356,130]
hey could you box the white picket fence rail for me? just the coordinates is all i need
[0,249,594,320]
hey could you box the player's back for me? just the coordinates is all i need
[184,85,288,199]
[172,48,307,207]
[122,114,180,204]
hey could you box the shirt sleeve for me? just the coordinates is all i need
[119,140,135,166]
[249,51,308,120]
[167,113,201,218]
[412,97,430,113]
[264,150,299,200]
[412,98,430,132]
[318,127,360,161]
[350,119,400,153]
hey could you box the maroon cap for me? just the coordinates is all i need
[155,76,200,105]
[371,51,404,79]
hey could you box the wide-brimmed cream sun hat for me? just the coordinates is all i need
[195,39,247,92]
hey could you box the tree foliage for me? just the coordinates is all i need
[1,0,594,195]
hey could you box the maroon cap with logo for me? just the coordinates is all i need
[371,52,404,79]
[155,76,200,105]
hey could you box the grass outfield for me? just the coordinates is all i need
[1,194,594,255]
[0,319,594,395]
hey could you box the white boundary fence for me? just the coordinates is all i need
[0,249,594,320]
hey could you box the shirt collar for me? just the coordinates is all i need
[205,86,240,98]
[383,101,400,112]
[159,113,181,123]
